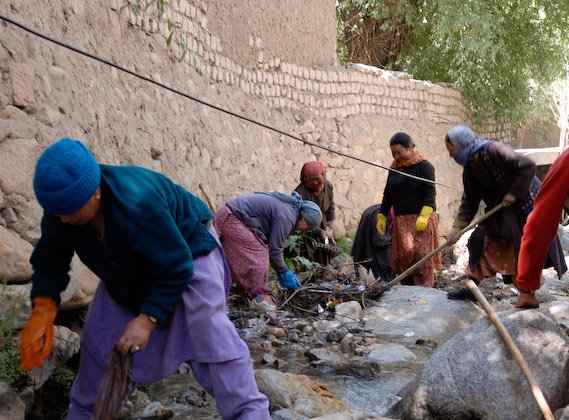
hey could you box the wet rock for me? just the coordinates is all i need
[313,320,343,332]
[367,344,416,364]
[141,401,174,419]
[0,225,33,283]
[312,410,390,419]
[339,333,359,354]
[0,381,26,419]
[328,327,349,343]
[314,331,329,343]
[294,320,311,330]
[305,348,346,364]
[287,331,300,342]
[27,326,80,390]
[18,386,34,413]
[263,354,278,365]
[326,357,382,379]
[558,405,569,420]
[334,301,362,323]
[303,325,315,334]
[403,310,569,419]
[265,327,286,337]
[364,285,482,344]
[255,370,350,418]
[272,407,310,419]
[344,323,364,334]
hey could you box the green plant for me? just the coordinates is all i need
[335,233,354,255]
[121,0,189,62]
[337,0,569,127]
[283,233,323,271]
[0,284,27,390]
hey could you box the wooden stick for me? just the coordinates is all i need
[466,280,554,420]
[369,202,504,294]
[199,183,216,212]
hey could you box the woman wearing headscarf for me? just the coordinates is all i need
[376,132,441,287]
[445,125,566,300]
[19,139,270,419]
[294,161,338,265]
[294,161,335,232]
[214,192,322,310]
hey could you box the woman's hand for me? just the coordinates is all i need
[502,193,516,207]
[117,314,157,356]
[447,225,462,244]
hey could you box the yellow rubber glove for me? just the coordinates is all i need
[415,206,433,232]
[19,297,57,370]
[376,213,387,235]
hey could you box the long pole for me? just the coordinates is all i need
[199,183,216,212]
[369,202,504,294]
[466,280,554,420]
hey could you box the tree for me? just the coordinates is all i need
[337,0,569,126]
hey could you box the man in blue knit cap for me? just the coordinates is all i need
[19,138,270,419]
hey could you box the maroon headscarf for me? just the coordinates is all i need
[300,161,326,193]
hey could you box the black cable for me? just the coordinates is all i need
[0,13,455,189]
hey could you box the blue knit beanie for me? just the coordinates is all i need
[33,138,101,215]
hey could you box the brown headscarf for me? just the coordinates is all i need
[300,161,326,193]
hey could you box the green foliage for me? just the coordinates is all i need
[335,234,354,255]
[121,0,188,62]
[283,233,303,257]
[283,233,319,271]
[51,365,76,388]
[337,0,569,126]
[0,285,27,390]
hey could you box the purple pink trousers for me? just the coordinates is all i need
[66,229,269,420]
[214,205,270,296]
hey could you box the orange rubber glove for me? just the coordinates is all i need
[415,206,433,232]
[19,297,57,370]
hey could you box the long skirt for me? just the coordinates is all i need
[214,205,269,296]
[467,235,517,282]
[391,213,441,287]
[67,228,270,420]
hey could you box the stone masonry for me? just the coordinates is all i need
[0,0,504,296]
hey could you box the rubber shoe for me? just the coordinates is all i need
[447,286,476,302]
[250,293,277,313]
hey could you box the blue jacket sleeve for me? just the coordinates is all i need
[30,213,74,305]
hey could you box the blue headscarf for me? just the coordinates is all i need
[446,125,490,166]
[257,191,322,229]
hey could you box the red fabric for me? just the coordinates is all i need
[213,205,270,296]
[517,149,569,291]
[390,152,425,169]
[300,161,326,192]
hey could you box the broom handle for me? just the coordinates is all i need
[466,280,554,420]
[375,202,504,291]
[199,183,216,212]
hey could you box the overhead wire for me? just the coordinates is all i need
[0,13,456,189]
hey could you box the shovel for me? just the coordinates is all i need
[368,202,505,295]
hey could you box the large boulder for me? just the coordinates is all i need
[363,285,483,344]
[0,224,33,283]
[402,309,569,419]
[0,381,26,420]
[255,369,350,418]
[26,325,80,390]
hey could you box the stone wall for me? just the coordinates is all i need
[0,0,478,289]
